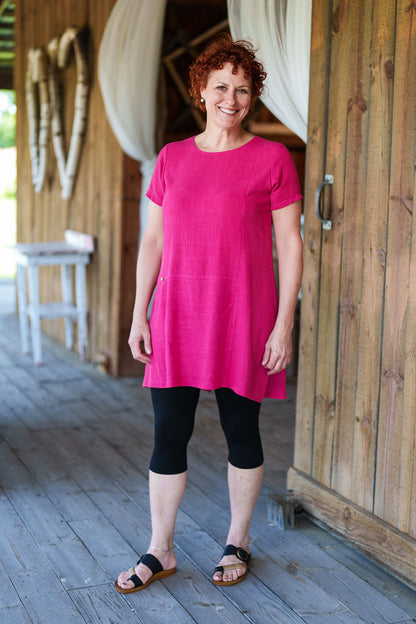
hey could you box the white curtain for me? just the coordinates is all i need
[98,0,167,232]
[227,0,312,142]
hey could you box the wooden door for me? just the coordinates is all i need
[288,0,416,585]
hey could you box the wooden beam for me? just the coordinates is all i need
[287,467,416,587]
[164,57,205,131]
[163,18,228,63]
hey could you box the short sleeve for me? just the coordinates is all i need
[270,144,303,211]
[146,145,168,206]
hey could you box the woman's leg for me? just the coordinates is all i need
[213,388,264,583]
[117,387,200,590]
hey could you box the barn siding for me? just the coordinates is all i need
[14,0,130,374]
[289,0,416,585]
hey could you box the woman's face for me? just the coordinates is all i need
[201,63,252,131]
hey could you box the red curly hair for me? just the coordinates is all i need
[189,33,267,112]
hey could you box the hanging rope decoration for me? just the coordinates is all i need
[25,26,90,198]
[26,47,50,193]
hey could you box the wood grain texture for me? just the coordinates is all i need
[288,467,416,588]
[311,0,355,487]
[375,0,416,528]
[14,0,124,373]
[292,0,416,576]
[294,0,332,475]
[348,0,395,512]
[330,0,372,498]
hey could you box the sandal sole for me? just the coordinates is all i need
[115,566,177,594]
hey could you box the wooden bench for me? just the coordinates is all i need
[13,230,94,365]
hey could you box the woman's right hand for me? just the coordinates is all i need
[128,319,153,364]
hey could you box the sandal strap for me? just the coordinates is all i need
[137,553,164,575]
[222,544,251,563]
[127,553,164,588]
[214,562,247,574]
[128,573,143,589]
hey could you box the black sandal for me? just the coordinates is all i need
[115,553,176,594]
[212,544,251,587]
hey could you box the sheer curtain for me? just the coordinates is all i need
[227,0,312,142]
[98,0,167,232]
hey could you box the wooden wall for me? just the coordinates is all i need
[14,0,140,375]
[289,0,416,586]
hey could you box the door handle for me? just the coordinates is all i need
[315,174,333,230]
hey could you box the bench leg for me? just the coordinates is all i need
[16,263,30,354]
[75,264,88,360]
[61,264,74,350]
[27,265,42,365]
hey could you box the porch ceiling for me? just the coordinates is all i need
[0,0,14,89]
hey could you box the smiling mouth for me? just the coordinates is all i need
[218,107,238,115]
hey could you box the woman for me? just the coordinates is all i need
[115,34,303,593]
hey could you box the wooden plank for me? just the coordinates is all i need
[310,0,358,487]
[0,605,33,624]
[330,0,372,498]
[348,0,395,511]
[288,467,416,586]
[69,585,152,624]
[6,488,110,589]
[0,437,110,591]
[116,153,144,376]
[10,569,86,624]
[294,0,332,476]
[258,518,412,624]
[0,490,51,575]
[300,519,416,616]
[403,156,416,537]
[399,11,416,538]
[0,557,26,611]
[69,515,143,579]
[375,0,416,528]
[92,0,121,371]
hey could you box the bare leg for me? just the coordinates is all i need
[213,462,264,583]
[117,470,186,589]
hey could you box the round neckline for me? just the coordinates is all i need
[192,135,258,154]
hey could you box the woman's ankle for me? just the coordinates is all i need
[225,533,250,551]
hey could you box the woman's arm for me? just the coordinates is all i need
[128,200,164,364]
[262,199,303,375]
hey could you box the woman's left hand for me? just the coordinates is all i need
[261,326,292,375]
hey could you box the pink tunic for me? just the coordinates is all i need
[143,136,302,402]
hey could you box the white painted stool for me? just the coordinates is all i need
[13,230,94,365]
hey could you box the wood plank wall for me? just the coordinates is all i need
[14,0,131,375]
[290,0,416,584]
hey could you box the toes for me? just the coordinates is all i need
[117,572,133,588]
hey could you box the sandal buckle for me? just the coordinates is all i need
[236,547,249,562]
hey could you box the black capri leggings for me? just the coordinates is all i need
[149,387,263,474]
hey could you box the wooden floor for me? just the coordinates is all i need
[1,304,416,623]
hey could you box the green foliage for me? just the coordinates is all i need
[0,90,16,148]
[2,177,16,199]
[0,112,16,148]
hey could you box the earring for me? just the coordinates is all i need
[200,97,205,102]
